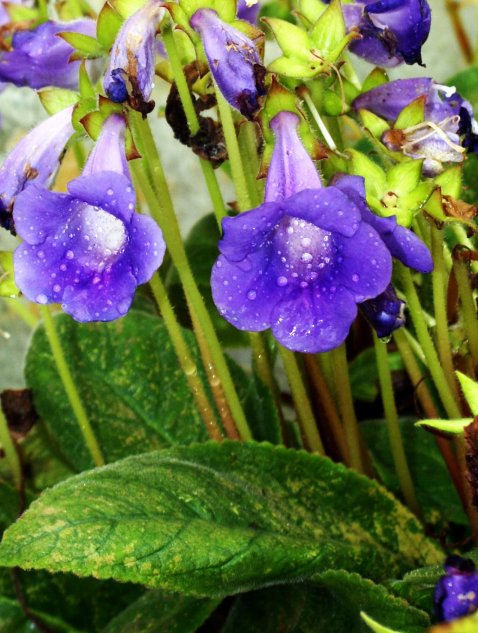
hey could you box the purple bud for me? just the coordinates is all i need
[435,556,478,622]
[359,284,405,338]
[190,8,266,120]
[0,106,74,232]
[0,19,96,90]
[237,0,260,24]
[104,0,165,115]
[353,78,477,175]
[12,113,165,322]
[265,111,322,203]
[344,0,431,67]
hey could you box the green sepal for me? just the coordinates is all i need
[309,0,345,54]
[268,55,325,79]
[394,96,425,130]
[178,0,236,22]
[362,67,389,93]
[38,88,79,115]
[78,96,124,141]
[295,0,325,25]
[393,183,434,226]
[4,2,38,21]
[435,166,462,198]
[386,159,422,195]
[259,77,325,175]
[263,17,311,61]
[58,31,105,60]
[322,89,344,116]
[72,96,98,135]
[96,1,124,50]
[429,610,478,632]
[424,187,477,231]
[416,418,472,434]
[361,612,403,633]
[348,149,387,198]
[456,371,478,416]
[109,0,147,19]
[0,252,19,299]
[358,109,390,138]
[79,62,95,99]
[423,188,446,222]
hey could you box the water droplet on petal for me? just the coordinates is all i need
[352,273,360,283]
[247,290,257,300]
[66,250,74,260]
[107,188,114,196]
[35,293,48,304]
[277,276,288,287]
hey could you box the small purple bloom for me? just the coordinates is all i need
[435,556,478,622]
[211,110,432,352]
[0,19,96,90]
[341,0,431,66]
[0,106,74,233]
[190,8,266,120]
[104,0,165,115]
[13,114,165,322]
[237,0,260,24]
[359,283,405,338]
[353,78,478,175]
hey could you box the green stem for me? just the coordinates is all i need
[0,405,21,490]
[374,333,421,516]
[278,346,324,454]
[40,306,104,467]
[215,91,252,210]
[454,255,478,371]
[399,265,461,419]
[431,227,458,398]
[5,299,38,329]
[331,344,364,472]
[129,114,252,441]
[149,275,223,441]
[161,23,226,226]
[238,121,262,208]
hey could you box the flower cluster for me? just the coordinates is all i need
[435,556,478,622]
[211,111,432,352]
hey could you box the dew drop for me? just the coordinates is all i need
[277,276,288,287]
[247,290,257,300]
[301,252,313,263]
[35,293,48,304]
[66,250,74,260]
[301,237,311,247]
[352,273,360,282]
[107,188,114,196]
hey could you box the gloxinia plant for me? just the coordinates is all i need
[353,77,478,174]
[190,8,266,119]
[211,111,431,352]
[104,0,165,114]
[13,114,165,320]
[0,105,74,231]
[0,19,96,90]
[341,0,431,66]
[434,556,478,622]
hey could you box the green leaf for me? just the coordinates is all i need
[349,348,402,403]
[361,611,404,633]
[102,590,219,633]
[0,481,19,532]
[0,595,83,633]
[222,571,429,633]
[0,443,441,594]
[362,419,467,525]
[58,31,105,60]
[25,311,209,471]
[447,67,478,110]
[462,153,478,205]
[38,88,79,115]
[456,371,478,416]
[415,418,472,435]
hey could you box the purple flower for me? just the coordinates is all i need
[341,0,431,66]
[0,106,74,233]
[0,19,96,90]
[13,114,165,322]
[353,78,478,175]
[237,0,260,24]
[190,8,266,120]
[359,284,405,338]
[104,0,165,116]
[211,111,432,351]
[435,556,478,622]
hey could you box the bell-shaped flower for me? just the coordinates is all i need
[104,0,165,115]
[359,284,405,338]
[0,106,74,232]
[340,0,431,66]
[13,114,165,322]
[353,78,478,175]
[435,556,478,622]
[210,110,431,353]
[0,19,96,90]
[190,8,266,120]
[237,0,260,24]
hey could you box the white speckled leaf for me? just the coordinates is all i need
[0,443,441,596]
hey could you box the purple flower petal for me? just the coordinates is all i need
[0,19,95,90]
[271,286,358,353]
[435,556,478,622]
[353,77,433,120]
[359,284,405,338]
[67,172,136,224]
[104,0,164,115]
[0,106,74,231]
[127,213,166,284]
[190,8,266,119]
[265,111,322,203]
[82,114,130,178]
[237,0,260,24]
